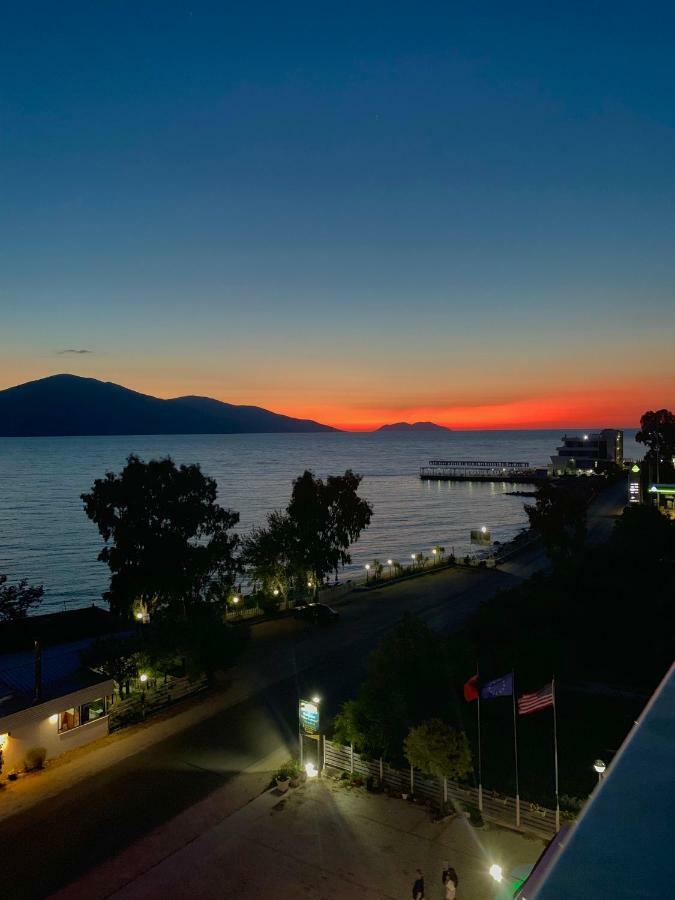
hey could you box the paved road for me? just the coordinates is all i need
[0,481,628,898]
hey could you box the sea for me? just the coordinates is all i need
[0,430,640,614]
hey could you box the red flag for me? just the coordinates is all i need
[464,674,480,702]
[518,683,554,715]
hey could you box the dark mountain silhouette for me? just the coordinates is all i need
[376,421,452,432]
[0,375,338,436]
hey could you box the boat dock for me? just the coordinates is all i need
[419,459,547,483]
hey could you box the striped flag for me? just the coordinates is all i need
[518,683,554,715]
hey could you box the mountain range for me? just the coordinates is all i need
[0,375,338,436]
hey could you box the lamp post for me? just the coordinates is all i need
[387,559,393,579]
[410,553,416,571]
[593,759,606,784]
[431,547,437,564]
[365,563,370,583]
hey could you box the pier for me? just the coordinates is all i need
[420,459,546,483]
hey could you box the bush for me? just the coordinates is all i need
[404,720,472,780]
[24,747,47,772]
[275,758,301,782]
[466,804,484,827]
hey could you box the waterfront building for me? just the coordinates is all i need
[0,608,125,773]
[549,429,623,475]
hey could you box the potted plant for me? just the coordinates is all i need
[275,762,292,793]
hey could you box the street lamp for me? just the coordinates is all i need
[273,588,279,597]
[232,596,239,604]
[365,563,370,583]
[411,553,416,570]
[387,559,393,578]
[480,526,487,534]
[139,673,148,684]
[593,759,606,783]
[489,864,503,883]
[135,611,144,621]
[311,695,321,705]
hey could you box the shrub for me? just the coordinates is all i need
[466,804,484,826]
[275,758,301,781]
[24,747,47,772]
[404,720,472,781]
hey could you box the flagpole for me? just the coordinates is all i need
[477,690,483,813]
[553,677,560,832]
[512,670,520,827]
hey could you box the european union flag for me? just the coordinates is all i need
[480,673,513,699]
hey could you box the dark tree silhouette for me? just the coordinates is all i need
[82,455,239,618]
[287,469,373,590]
[636,409,675,462]
[525,482,589,561]
[0,574,44,621]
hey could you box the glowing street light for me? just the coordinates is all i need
[273,588,280,596]
[232,596,240,604]
[139,673,148,684]
[135,611,144,621]
[489,864,503,883]
[387,559,393,578]
[311,695,321,704]
[432,548,437,555]
[593,759,606,783]
[365,563,371,583]
[480,525,487,534]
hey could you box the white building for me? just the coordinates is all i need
[549,429,623,475]
[0,608,122,774]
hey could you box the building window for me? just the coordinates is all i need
[58,697,107,732]
[58,708,80,732]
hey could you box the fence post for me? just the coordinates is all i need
[322,735,326,773]
[350,743,354,774]
[379,757,384,783]
[410,765,414,795]
[443,776,448,803]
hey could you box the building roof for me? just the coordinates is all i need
[524,662,675,899]
[0,605,126,653]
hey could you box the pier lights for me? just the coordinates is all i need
[489,864,503,883]
[593,759,607,783]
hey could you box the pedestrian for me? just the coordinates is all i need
[412,867,425,899]
[442,862,458,899]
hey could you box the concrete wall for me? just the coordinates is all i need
[2,713,109,772]
[0,679,114,773]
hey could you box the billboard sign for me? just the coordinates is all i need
[299,699,320,735]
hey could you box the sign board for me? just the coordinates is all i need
[299,699,320,735]
[629,464,641,504]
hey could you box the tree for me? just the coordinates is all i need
[81,635,141,698]
[287,469,373,589]
[240,510,300,598]
[332,699,367,749]
[525,482,589,562]
[0,575,44,621]
[81,455,240,618]
[404,719,472,780]
[636,409,675,462]
[333,614,457,760]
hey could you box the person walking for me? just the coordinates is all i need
[411,868,425,899]
[442,863,458,899]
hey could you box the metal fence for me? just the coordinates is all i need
[323,740,559,839]
[109,674,208,730]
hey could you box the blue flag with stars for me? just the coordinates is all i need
[480,673,513,699]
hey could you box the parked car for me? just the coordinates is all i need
[293,602,340,625]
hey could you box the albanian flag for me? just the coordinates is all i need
[464,674,480,702]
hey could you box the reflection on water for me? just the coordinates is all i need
[0,429,639,612]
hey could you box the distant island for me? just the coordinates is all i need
[0,375,338,437]
[376,421,452,433]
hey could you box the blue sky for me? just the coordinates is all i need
[1,2,674,427]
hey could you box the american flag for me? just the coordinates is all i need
[518,683,554,715]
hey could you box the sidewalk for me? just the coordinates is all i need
[54,777,544,899]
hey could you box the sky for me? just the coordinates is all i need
[1,2,674,430]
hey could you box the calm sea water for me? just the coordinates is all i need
[0,430,639,613]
